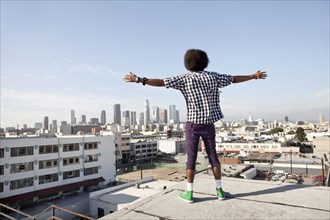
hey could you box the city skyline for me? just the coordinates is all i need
[1,1,329,128]
[1,105,327,129]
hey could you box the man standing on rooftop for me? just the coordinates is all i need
[123,49,267,203]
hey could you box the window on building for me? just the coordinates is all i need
[63,143,79,152]
[84,142,98,150]
[0,149,4,158]
[0,182,3,193]
[11,146,33,157]
[84,166,98,176]
[39,145,59,154]
[63,169,80,180]
[63,156,80,166]
[0,165,4,175]
[39,159,59,169]
[10,162,34,174]
[84,154,98,163]
[39,173,59,184]
[10,177,34,190]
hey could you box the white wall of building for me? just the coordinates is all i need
[0,135,115,200]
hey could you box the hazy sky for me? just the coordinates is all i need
[1,1,329,128]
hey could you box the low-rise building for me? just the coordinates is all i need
[0,135,116,208]
[90,177,177,219]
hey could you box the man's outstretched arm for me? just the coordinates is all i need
[123,72,165,87]
[232,70,267,83]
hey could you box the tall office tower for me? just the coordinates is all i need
[144,99,150,126]
[151,106,160,123]
[52,120,57,132]
[90,118,99,124]
[101,110,106,125]
[43,116,49,130]
[35,123,43,129]
[139,113,144,126]
[130,111,137,126]
[23,124,28,129]
[175,110,180,123]
[80,115,87,124]
[113,104,121,125]
[159,109,168,124]
[122,111,130,127]
[284,116,289,122]
[248,115,253,122]
[319,114,325,124]
[70,110,76,125]
[169,105,176,124]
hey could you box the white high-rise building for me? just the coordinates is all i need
[159,109,168,124]
[139,113,144,126]
[151,106,160,123]
[144,100,150,126]
[319,114,325,124]
[70,110,76,125]
[248,115,253,122]
[169,105,176,124]
[122,111,130,127]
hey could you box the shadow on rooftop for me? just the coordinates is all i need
[227,183,311,199]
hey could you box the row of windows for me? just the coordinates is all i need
[63,169,80,179]
[84,154,98,163]
[218,145,279,149]
[1,154,100,175]
[63,157,80,166]
[11,146,33,157]
[2,142,99,158]
[135,143,158,149]
[39,173,58,184]
[39,159,59,169]
[11,162,34,174]
[10,177,34,190]
[63,143,79,152]
[6,167,99,190]
[39,145,58,154]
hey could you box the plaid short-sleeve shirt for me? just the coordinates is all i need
[164,71,233,124]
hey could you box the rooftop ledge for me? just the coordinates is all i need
[103,174,330,220]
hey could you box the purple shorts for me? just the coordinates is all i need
[185,122,220,170]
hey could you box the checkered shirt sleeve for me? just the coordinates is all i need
[164,71,233,124]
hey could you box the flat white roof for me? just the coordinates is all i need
[92,179,177,210]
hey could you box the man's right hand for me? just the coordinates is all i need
[123,72,138,83]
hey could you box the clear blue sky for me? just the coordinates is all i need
[1,0,329,128]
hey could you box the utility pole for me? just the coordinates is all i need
[140,145,143,179]
[290,150,293,174]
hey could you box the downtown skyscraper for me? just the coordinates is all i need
[144,99,150,126]
[113,104,121,125]
[169,105,176,124]
[43,116,49,130]
[70,110,76,125]
[101,110,106,125]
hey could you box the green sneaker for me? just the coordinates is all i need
[216,188,225,200]
[178,190,193,203]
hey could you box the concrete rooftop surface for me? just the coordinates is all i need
[103,173,330,220]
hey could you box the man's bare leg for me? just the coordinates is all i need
[212,163,221,180]
[186,168,195,183]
